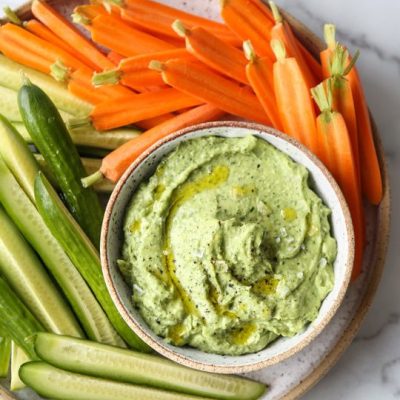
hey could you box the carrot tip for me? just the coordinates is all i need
[171,20,188,38]
[243,40,256,62]
[311,82,332,115]
[324,24,336,51]
[81,170,104,188]
[92,69,121,87]
[269,1,282,24]
[148,60,165,72]
[3,6,22,25]
[271,39,286,61]
[50,59,71,82]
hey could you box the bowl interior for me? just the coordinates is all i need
[102,123,353,371]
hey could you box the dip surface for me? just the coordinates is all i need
[121,135,336,355]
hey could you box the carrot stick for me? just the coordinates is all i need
[347,64,382,205]
[243,40,282,130]
[1,23,89,73]
[269,1,317,89]
[108,51,125,65]
[172,20,248,84]
[90,88,203,131]
[297,41,322,82]
[220,0,275,61]
[31,0,113,71]
[92,49,193,89]
[271,39,318,153]
[0,31,51,74]
[24,19,90,66]
[311,82,364,280]
[68,77,107,104]
[82,104,224,186]
[328,45,360,184]
[320,25,382,204]
[79,13,174,57]
[149,59,270,124]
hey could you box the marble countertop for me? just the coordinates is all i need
[1,0,399,398]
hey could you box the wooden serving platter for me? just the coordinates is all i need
[0,1,390,399]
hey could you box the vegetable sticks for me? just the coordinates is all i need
[150,59,270,124]
[82,104,224,186]
[31,0,113,71]
[312,83,364,279]
[243,40,282,130]
[220,0,275,60]
[80,14,174,57]
[90,88,203,131]
[271,40,318,153]
[269,1,317,89]
[172,20,248,84]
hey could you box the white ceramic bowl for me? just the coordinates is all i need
[101,121,354,374]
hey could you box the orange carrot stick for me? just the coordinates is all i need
[320,24,382,204]
[328,45,360,184]
[68,77,107,105]
[92,49,193,89]
[348,65,382,205]
[24,19,89,66]
[271,39,318,153]
[311,82,364,280]
[269,2,317,89]
[79,13,174,57]
[82,104,224,186]
[31,0,113,71]
[1,23,89,73]
[243,40,282,130]
[0,30,51,74]
[220,0,275,61]
[108,51,125,65]
[297,41,322,82]
[149,59,270,124]
[90,88,203,131]
[172,20,248,84]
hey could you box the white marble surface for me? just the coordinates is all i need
[0,0,399,399]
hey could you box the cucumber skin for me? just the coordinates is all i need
[0,336,11,378]
[0,276,43,360]
[35,333,266,400]
[35,173,150,353]
[20,362,215,400]
[0,114,39,202]
[18,83,103,247]
[0,157,124,346]
[0,204,81,336]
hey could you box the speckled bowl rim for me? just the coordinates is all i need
[101,121,355,374]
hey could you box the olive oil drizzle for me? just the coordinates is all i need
[163,165,230,319]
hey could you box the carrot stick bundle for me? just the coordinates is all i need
[220,0,275,61]
[1,23,88,74]
[92,49,193,89]
[243,40,282,130]
[311,83,364,280]
[76,13,175,57]
[119,0,240,46]
[89,88,203,131]
[149,59,270,124]
[269,1,317,89]
[320,24,382,204]
[31,0,113,71]
[24,19,89,66]
[172,20,248,84]
[82,104,224,186]
[271,39,318,153]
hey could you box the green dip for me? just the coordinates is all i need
[121,135,336,355]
